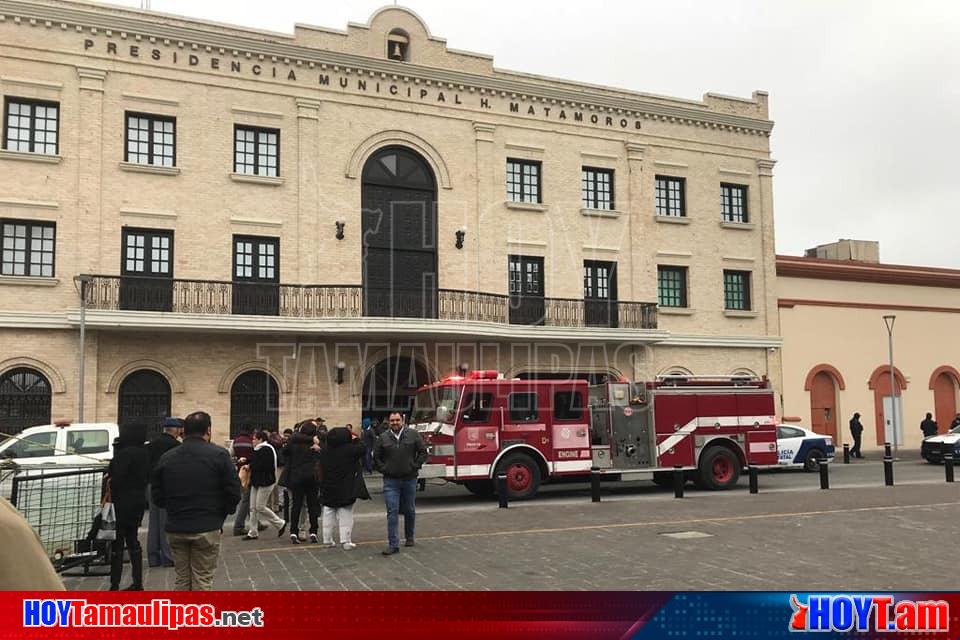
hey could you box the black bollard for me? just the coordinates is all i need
[748,466,758,494]
[673,466,684,499]
[497,473,509,508]
[843,444,850,464]
[590,467,601,503]
[945,453,955,483]
[883,443,894,487]
[819,457,829,490]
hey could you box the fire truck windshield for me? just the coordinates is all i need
[411,386,461,425]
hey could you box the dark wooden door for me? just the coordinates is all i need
[509,255,545,325]
[232,235,279,316]
[809,371,838,441]
[583,260,618,328]
[361,147,437,319]
[120,228,174,312]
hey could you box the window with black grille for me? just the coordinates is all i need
[234,125,279,177]
[125,112,175,167]
[581,167,614,210]
[657,266,688,308]
[4,98,58,154]
[721,183,748,223]
[1,219,55,277]
[506,159,541,203]
[723,270,752,310]
[655,175,685,217]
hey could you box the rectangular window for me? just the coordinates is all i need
[721,183,748,223]
[657,266,688,308]
[508,392,539,422]
[554,390,584,421]
[4,98,59,154]
[461,392,494,424]
[122,228,173,277]
[1,219,55,277]
[66,430,110,455]
[655,175,685,217]
[506,159,541,203]
[125,112,176,167]
[581,167,614,210]
[723,270,752,310]
[234,236,279,282]
[234,125,279,177]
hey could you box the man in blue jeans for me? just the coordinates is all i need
[373,412,428,555]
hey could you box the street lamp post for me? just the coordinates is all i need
[882,314,898,460]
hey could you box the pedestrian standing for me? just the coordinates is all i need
[231,427,254,537]
[283,421,322,544]
[151,411,241,591]
[361,418,376,473]
[108,422,150,591]
[319,426,368,550]
[374,412,427,556]
[146,417,181,567]
[921,412,939,438]
[241,431,286,540]
[849,412,864,459]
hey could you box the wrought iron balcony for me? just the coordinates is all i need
[82,275,658,329]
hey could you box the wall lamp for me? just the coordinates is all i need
[458,362,469,376]
[335,218,346,241]
[336,361,346,385]
[455,227,466,250]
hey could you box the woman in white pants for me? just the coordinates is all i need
[242,431,286,540]
[319,426,369,549]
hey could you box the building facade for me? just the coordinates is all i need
[778,240,960,452]
[0,0,780,442]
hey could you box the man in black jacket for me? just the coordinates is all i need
[921,413,939,438]
[151,411,241,591]
[849,412,864,459]
[374,412,427,555]
[146,417,181,567]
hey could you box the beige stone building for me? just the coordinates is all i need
[778,240,960,452]
[0,0,781,441]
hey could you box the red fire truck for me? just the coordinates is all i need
[411,371,778,499]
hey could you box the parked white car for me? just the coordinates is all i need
[0,421,117,467]
[777,424,835,471]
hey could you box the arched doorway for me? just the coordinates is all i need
[0,367,52,436]
[930,366,960,433]
[803,365,845,442]
[118,369,171,434]
[867,365,908,446]
[361,145,438,319]
[229,370,280,438]
[362,356,431,422]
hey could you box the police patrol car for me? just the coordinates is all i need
[920,424,960,463]
[777,424,835,471]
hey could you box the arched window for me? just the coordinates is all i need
[118,370,171,435]
[386,28,409,61]
[230,370,279,437]
[0,367,52,436]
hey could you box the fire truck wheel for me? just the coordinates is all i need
[496,453,542,500]
[697,446,741,490]
[463,480,495,497]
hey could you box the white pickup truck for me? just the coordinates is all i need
[0,421,118,467]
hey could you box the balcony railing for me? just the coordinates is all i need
[83,275,657,329]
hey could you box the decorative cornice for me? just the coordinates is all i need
[232,105,284,119]
[0,75,62,91]
[624,142,645,162]
[776,255,960,289]
[757,159,776,177]
[121,91,178,106]
[0,0,774,136]
[0,197,58,209]
[659,333,782,348]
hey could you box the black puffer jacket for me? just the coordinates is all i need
[248,443,278,488]
[108,435,151,530]
[283,432,320,490]
[320,428,366,508]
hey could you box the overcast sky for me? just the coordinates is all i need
[115,0,960,267]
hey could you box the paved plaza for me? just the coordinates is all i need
[63,455,959,591]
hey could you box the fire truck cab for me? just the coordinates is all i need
[412,371,777,500]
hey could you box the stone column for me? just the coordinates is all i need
[296,98,321,284]
[624,142,646,302]
[756,158,782,407]
[473,122,496,295]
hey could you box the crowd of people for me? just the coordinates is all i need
[104,410,427,591]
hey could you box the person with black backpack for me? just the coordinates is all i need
[283,421,322,544]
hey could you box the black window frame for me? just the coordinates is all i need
[655,175,686,217]
[1,218,56,278]
[233,124,280,177]
[233,235,280,283]
[553,390,585,421]
[721,183,749,223]
[581,166,614,210]
[460,391,495,424]
[124,111,176,167]
[657,265,688,308]
[121,227,174,277]
[508,392,539,422]
[723,270,752,311]
[506,158,542,204]
[3,97,59,155]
